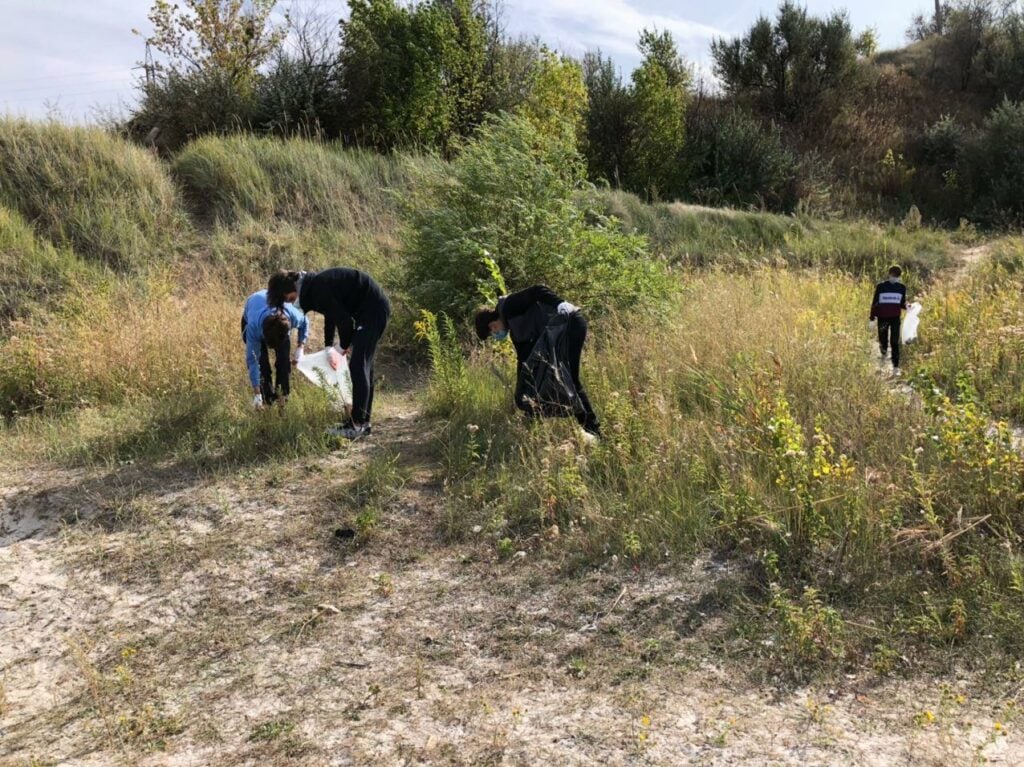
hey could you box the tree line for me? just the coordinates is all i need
[129,0,1024,225]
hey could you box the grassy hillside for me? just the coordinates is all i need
[0,119,183,270]
[1,118,1022,681]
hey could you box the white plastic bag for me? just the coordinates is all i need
[296,348,352,411]
[901,302,922,344]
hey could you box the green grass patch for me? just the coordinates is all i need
[172,134,432,230]
[0,119,183,270]
[593,188,953,282]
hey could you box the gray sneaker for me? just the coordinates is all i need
[327,423,371,440]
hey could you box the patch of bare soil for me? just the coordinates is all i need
[2,394,1022,766]
[950,243,994,286]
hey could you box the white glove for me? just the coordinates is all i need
[252,393,264,410]
[293,347,304,364]
[557,301,579,316]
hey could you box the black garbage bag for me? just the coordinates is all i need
[517,313,585,419]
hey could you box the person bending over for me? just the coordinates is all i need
[474,285,600,437]
[870,265,908,374]
[241,288,308,409]
[268,268,390,440]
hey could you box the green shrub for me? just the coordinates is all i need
[132,68,260,153]
[964,99,1024,224]
[0,205,92,324]
[683,108,799,212]
[404,112,668,321]
[0,119,182,270]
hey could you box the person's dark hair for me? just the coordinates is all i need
[263,311,291,347]
[888,265,902,277]
[267,270,301,308]
[474,307,500,341]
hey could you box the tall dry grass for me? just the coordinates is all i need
[914,237,1024,420]
[1,267,340,465]
[421,268,1024,669]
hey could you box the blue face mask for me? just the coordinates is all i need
[491,329,509,342]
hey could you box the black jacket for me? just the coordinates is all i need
[870,279,907,320]
[498,285,563,362]
[298,268,390,349]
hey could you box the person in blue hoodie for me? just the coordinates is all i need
[241,289,309,409]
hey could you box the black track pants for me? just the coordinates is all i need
[348,310,389,425]
[877,317,901,368]
[259,335,291,403]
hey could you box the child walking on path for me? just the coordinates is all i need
[870,265,908,374]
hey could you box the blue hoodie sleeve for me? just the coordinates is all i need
[287,304,309,345]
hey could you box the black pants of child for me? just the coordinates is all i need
[877,317,901,368]
[349,307,390,425]
[259,336,291,403]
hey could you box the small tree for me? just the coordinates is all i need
[712,2,859,124]
[141,0,285,87]
[964,98,1024,222]
[132,0,285,149]
[626,30,689,200]
[519,49,588,146]
[338,0,489,152]
[582,51,631,185]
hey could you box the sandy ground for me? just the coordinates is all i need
[3,304,1024,767]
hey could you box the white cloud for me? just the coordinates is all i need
[505,0,724,61]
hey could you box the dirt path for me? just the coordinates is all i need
[949,243,993,287]
[2,390,1023,766]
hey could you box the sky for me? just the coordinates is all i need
[0,0,933,122]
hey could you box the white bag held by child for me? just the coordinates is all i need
[296,347,353,411]
[901,302,922,344]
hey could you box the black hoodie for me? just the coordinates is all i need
[497,285,563,362]
[298,268,390,349]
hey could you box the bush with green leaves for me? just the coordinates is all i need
[338,0,489,152]
[683,107,798,211]
[404,112,667,321]
[131,67,260,153]
[964,99,1024,224]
